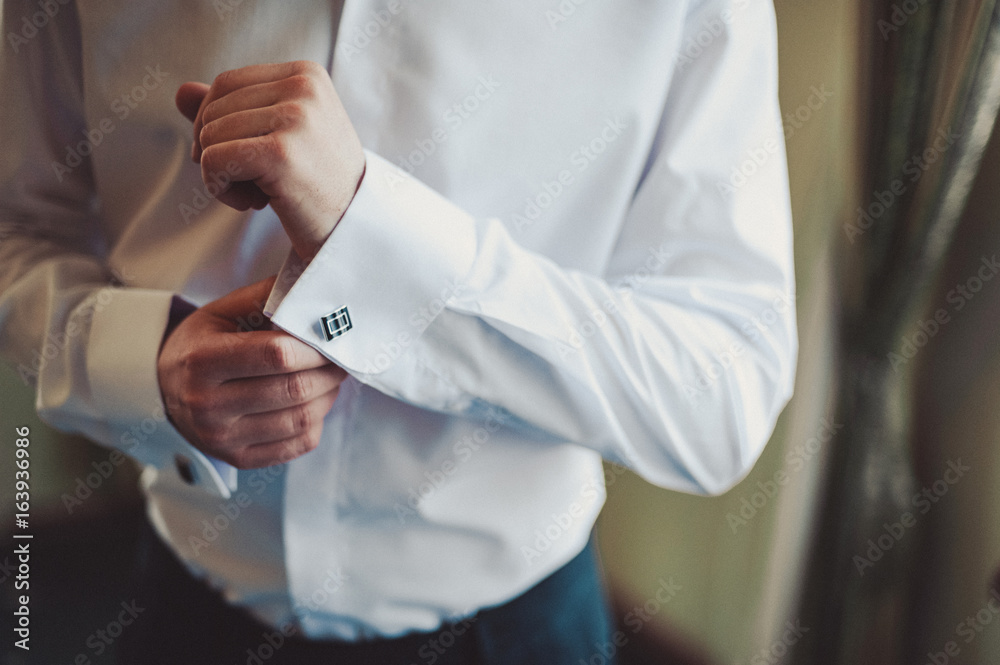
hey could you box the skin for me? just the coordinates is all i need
[158,61,364,469]
[177,60,366,262]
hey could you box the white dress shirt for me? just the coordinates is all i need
[0,0,796,640]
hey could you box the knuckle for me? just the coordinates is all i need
[300,429,321,454]
[283,432,320,464]
[213,69,237,92]
[198,423,228,449]
[187,392,217,417]
[285,74,317,99]
[201,145,226,176]
[293,60,325,78]
[273,101,304,129]
[260,132,289,165]
[201,99,222,125]
[264,336,295,372]
[162,394,184,418]
[292,404,314,434]
[285,371,311,403]
[199,121,217,148]
[176,347,199,372]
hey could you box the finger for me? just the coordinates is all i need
[200,106,297,155]
[226,385,340,448]
[205,330,334,381]
[218,363,347,415]
[224,389,340,468]
[199,80,295,128]
[225,435,316,469]
[193,278,336,380]
[176,82,210,124]
[215,181,271,212]
[194,61,324,161]
[198,104,302,210]
[198,130,274,211]
[176,82,211,162]
[200,135,287,198]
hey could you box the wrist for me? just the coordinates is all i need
[290,160,366,262]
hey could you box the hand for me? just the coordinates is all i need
[157,276,347,469]
[175,61,366,261]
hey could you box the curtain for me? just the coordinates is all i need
[792,2,1000,663]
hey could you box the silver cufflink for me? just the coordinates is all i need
[321,306,352,341]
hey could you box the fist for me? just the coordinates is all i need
[176,61,366,261]
[157,277,348,469]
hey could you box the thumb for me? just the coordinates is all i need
[175,81,210,124]
[202,275,278,321]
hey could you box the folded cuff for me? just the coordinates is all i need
[87,287,236,497]
[265,150,477,377]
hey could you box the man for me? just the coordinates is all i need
[0,0,796,663]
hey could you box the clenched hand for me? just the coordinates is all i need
[157,277,347,469]
[175,60,366,261]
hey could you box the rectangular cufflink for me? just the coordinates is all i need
[321,306,352,341]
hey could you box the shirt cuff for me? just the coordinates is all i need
[87,287,236,498]
[265,150,477,376]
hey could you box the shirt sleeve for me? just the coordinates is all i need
[266,0,797,496]
[0,0,235,498]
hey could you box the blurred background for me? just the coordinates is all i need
[4,1,1000,664]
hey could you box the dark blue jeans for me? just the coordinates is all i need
[118,521,616,665]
